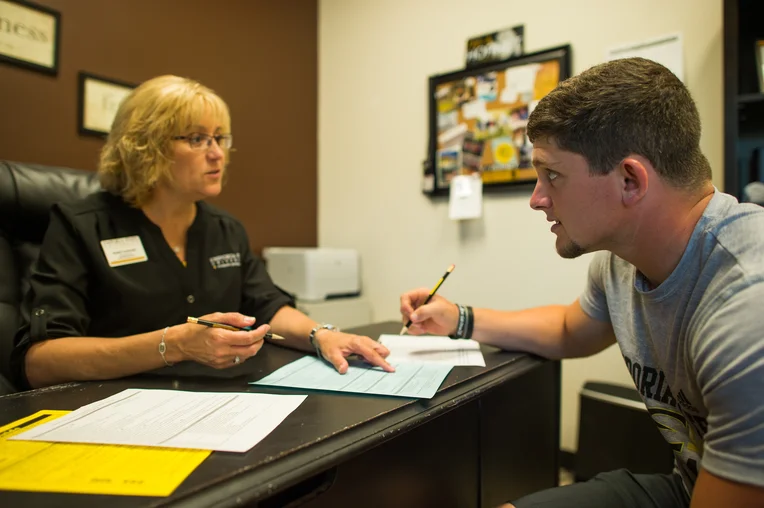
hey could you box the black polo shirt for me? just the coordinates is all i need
[12,191,293,388]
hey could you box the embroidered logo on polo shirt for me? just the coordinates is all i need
[209,253,241,269]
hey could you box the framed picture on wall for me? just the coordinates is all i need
[78,72,136,137]
[756,40,764,94]
[0,0,61,75]
[426,45,571,196]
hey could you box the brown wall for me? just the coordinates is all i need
[0,0,318,252]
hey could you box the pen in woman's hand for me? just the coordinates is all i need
[187,316,285,340]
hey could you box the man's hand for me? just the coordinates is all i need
[400,287,459,336]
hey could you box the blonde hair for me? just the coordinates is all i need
[98,75,231,207]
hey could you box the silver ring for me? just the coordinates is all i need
[233,355,241,365]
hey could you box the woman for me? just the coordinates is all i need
[12,75,392,390]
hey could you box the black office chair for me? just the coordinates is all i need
[576,381,674,481]
[0,161,102,393]
[743,181,764,206]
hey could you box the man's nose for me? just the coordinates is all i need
[530,180,551,210]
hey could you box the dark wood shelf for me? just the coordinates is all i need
[738,93,764,104]
[724,0,764,199]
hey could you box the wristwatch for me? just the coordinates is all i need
[309,323,338,358]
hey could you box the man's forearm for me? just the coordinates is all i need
[472,305,571,358]
[472,301,615,359]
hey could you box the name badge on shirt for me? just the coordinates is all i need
[100,236,148,267]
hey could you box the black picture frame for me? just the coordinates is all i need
[78,72,136,137]
[0,0,61,75]
[756,40,764,94]
[426,45,571,196]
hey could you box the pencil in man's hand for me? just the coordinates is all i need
[400,264,455,335]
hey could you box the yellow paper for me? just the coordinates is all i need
[0,410,211,496]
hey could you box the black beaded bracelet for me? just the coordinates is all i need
[450,304,472,340]
[465,305,474,339]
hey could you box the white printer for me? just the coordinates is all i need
[262,247,372,328]
[261,247,361,302]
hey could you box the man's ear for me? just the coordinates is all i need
[619,156,650,206]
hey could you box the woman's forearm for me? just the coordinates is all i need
[268,306,319,352]
[24,328,184,388]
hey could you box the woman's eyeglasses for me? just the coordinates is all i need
[172,133,233,150]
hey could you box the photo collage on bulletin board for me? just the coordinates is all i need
[427,46,570,195]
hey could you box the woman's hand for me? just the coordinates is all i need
[314,330,394,374]
[166,312,269,368]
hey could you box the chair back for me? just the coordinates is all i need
[0,161,101,393]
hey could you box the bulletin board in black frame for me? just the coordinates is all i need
[425,45,571,197]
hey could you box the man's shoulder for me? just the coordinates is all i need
[704,191,764,234]
[702,196,764,274]
[686,196,764,323]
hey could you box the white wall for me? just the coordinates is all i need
[318,0,723,451]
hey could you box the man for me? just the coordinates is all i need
[400,58,764,508]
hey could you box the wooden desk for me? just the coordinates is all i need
[0,322,560,507]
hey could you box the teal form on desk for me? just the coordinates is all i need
[251,356,452,399]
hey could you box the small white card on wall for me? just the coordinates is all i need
[449,174,483,220]
[606,33,684,82]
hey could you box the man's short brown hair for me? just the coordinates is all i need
[527,57,711,189]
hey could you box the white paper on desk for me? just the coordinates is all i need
[379,334,486,367]
[449,174,483,220]
[251,356,452,399]
[606,33,684,82]
[10,389,307,453]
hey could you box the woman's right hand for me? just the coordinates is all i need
[399,288,459,336]
[166,312,269,368]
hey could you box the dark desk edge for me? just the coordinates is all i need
[0,381,81,401]
[161,354,545,508]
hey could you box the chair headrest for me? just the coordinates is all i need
[0,161,102,244]
[743,181,764,206]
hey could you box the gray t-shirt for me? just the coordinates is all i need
[579,189,764,495]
